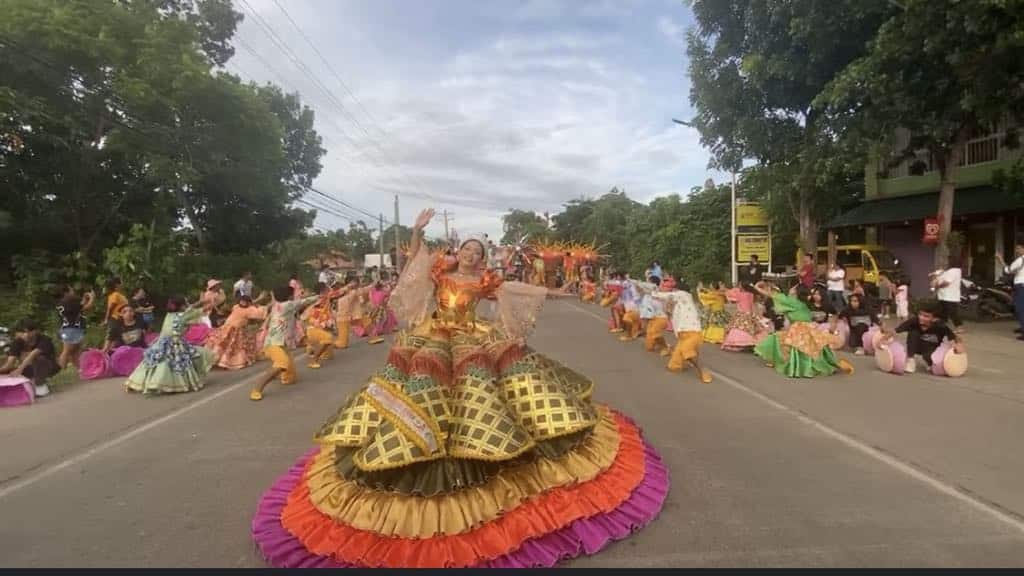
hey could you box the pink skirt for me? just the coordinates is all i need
[184,324,212,346]
[206,325,259,370]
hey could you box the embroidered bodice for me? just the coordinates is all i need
[431,256,502,329]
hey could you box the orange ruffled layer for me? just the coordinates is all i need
[279,412,645,568]
[303,409,621,537]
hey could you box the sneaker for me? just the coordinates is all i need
[249,390,263,401]
[659,349,671,357]
[904,358,917,374]
[855,348,865,356]
[307,362,322,369]
[34,383,50,397]
[699,370,713,384]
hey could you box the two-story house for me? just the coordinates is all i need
[828,124,1024,296]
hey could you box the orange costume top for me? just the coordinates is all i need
[223,304,266,329]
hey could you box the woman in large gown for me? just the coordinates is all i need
[751,282,854,378]
[721,285,771,351]
[252,209,669,569]
[126,297,215,394]
[697,283,730,344]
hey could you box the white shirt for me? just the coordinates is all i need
[826,268,846,292]
[635,282,667,318]
[318,270,335,286]
[935,268,962,302]
[233,279,253,298]
[1005,256,1024,285]
[652,290,702,332]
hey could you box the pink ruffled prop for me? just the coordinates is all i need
[110,346,145,376]
[79,349,112,380]
[251,417,670,569]
[184,324,212,346]
[861,326,882,355]
[0,375,34,408]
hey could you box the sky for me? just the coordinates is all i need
[228,0,725,242]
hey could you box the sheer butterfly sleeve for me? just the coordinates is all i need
[390,247,435,327]
[496,281,548,339]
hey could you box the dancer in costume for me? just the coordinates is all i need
[199,279,229,328]
[205,293,269,370]
[364,275,398,345]
[103,277,129,326]
[636,276,671,356]
[333,275,368,349]
[250,287,320,400]
[602,272,626,333]
[303,283,340,366]
[251,208,669,568]
[751,282,854,378]
[721,284,770,351]
[618,277,643,341]
[697,283,729,345]
[652,280,713,383]
[125,296,215,394]
[579,272,597,303]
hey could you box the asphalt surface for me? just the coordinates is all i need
[3,299,1024,567]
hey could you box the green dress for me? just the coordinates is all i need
[753,294,843,378]
[126,308,215,394]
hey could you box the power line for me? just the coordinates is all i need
[236,0,444,206]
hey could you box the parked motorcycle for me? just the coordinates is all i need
[960,277,1015,322]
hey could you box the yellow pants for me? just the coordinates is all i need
[333,320,351,349]
[621,310,641,339]
[600,294,617,307]
[668,331,703,372]
[306,327,334,359]
[265,345,297,385]
[645,317,669,352]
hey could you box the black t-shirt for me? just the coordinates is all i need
[808,302,832,324]
[9,334,57,361]
[107,319,148,348]
[56,297,85,330]
[839,307,878,328]
[896,318,955,345]
[741,263,763,286]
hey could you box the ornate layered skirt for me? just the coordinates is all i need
[252,319,668,568]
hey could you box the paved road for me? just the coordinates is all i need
[3,299,1024,567]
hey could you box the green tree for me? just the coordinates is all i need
[501,209,550,245]
[686,0,891,255]
[819,0,1024,267]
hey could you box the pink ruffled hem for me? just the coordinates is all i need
[251,420,669,568]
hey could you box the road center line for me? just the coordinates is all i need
[562,299,1024,534]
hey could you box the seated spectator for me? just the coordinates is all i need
[1,319,59,397]
[104,305,149,352]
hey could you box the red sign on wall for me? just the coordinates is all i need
[923,218,940,245]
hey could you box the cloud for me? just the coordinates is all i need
[230,0,716,239]
[657,15,685,47]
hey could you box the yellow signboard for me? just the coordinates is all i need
[736,234,770,262]
[736,203,768,228]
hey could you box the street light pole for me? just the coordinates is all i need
[731,171,738,285]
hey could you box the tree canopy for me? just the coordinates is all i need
[686,0,892,255]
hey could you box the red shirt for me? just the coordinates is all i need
[799,263,816,288]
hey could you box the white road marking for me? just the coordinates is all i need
[0,351,302,501]
[562,299,1024,534]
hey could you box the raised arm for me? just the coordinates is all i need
[407,208,435,261]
